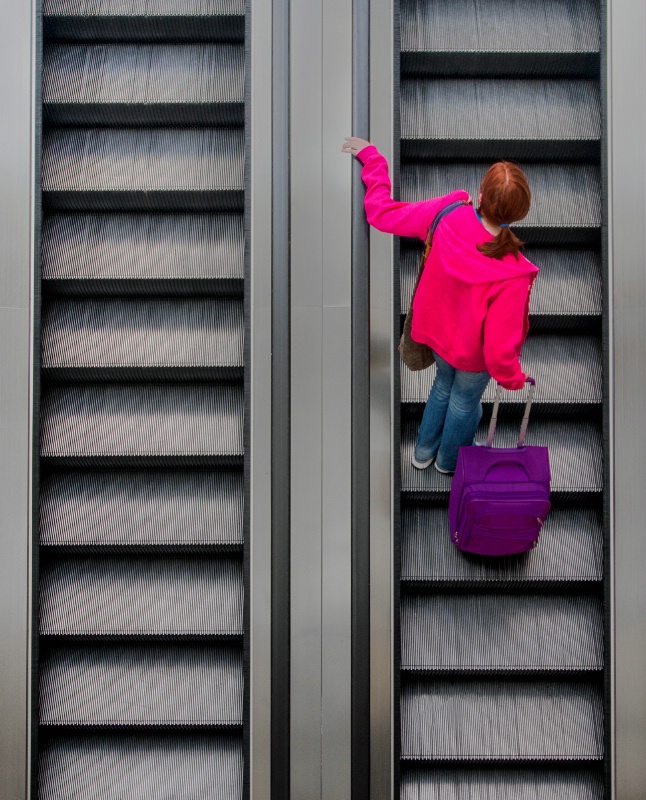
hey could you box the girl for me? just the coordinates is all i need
[343,137,538,474]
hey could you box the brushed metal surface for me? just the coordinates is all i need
[249,0,273,795]
[369,1,396,798]
[290,0,353,794]
[609,0,646,797]
[0,0,33,795]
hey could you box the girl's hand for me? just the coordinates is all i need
[342,136,372,156]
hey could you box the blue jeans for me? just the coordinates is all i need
[414,352,491,472]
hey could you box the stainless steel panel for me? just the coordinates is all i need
[0,311,31,799]
[249,0,273,795]
[0,0,33,796]
[290,0,353,792]
[290,306,323,799]
[609,0,646,797]
[321,307,352,800]
[369,1,395,798]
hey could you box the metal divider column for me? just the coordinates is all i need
[289,0,353,796]
[609,0,646,796]
[0,1,34,797]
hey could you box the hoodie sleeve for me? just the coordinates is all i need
[482,276,531,390]
[357,145,469,240]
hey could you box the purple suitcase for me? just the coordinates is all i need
[448,379,551,556]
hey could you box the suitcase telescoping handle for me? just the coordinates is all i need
[485,377,536,449]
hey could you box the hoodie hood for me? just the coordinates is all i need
[433,202,539,285]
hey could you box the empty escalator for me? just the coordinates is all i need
[37,2,248,797]
[397,1,606,797]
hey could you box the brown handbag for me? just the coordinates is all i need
[399,199,467,371]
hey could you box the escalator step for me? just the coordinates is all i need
[401,419,602,497]
[401,507,603,587]
[524,249,602,329]
[40,470,243,550]
[401,80,600,160]
[42,298,243,381]
[401,0,600,77]
[40,557,243,637]
[401,594,603,672]
[400,249,602,328]
[42,128,244,211]
[401,335,602,407]
[400,767,604,800]
[44,0,245,42]
[40,384,243,466]
[39,733,243,800]
[40,644,243,727]
[401,679,603,760]
[44,44,244,126]
[402,163,601,245]
[42,213,244,297]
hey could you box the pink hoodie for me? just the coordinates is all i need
[357,145,539,390]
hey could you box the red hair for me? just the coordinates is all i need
[476,161,531,260]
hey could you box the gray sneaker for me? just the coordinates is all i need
[412,455,434,469]
[434,461,453,475]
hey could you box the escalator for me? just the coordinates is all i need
[37,2,247,797]
[397,0,606,797]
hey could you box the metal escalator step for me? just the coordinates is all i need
[400,249,602,330]
[401,507,603,587]
[401,336,602,407]
[42,298,243,381]
[401,80,600,160]
[40,384,243,466]
[40,470,243,550]
[401,419,602,498]
[39,733,243,800]
[42,128,243,211]
[400,767,604,800]
[401,679,603,760]
[525,249,602,330]
[401,0,600,78]
[402,164,601,246]
[44,44,244,126]
[42,213,243,297]
[401,594,603,673]
[40,643,243,727]
[44,0,245,42]
[40,556,242,637]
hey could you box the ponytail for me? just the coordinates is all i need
[475,161,531,260]
[477,226,525,260]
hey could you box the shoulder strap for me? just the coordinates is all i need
[421,199,468,262]
[431,199,468,234]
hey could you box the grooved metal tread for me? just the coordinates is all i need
[40,644,243,727]
[401,594,603,672]
[401,0,600,55]
[40,384,243,465]
[42,213,244,296]
[401,80,600,159]
[42,298,243,380]
[402,164,601,234]
[400,248,602,325]
[401,506,603,586]
[40,557,243,637]
[401,419,602,496]
[401,680,604,760]
[401,336,602,406]
[400,767,604,800]
[44,0,245,43]
[45,0,244,15]
[39,733,243,800]
[44,44,244,125]
[43,128,243,211]
[40,470,243,549]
